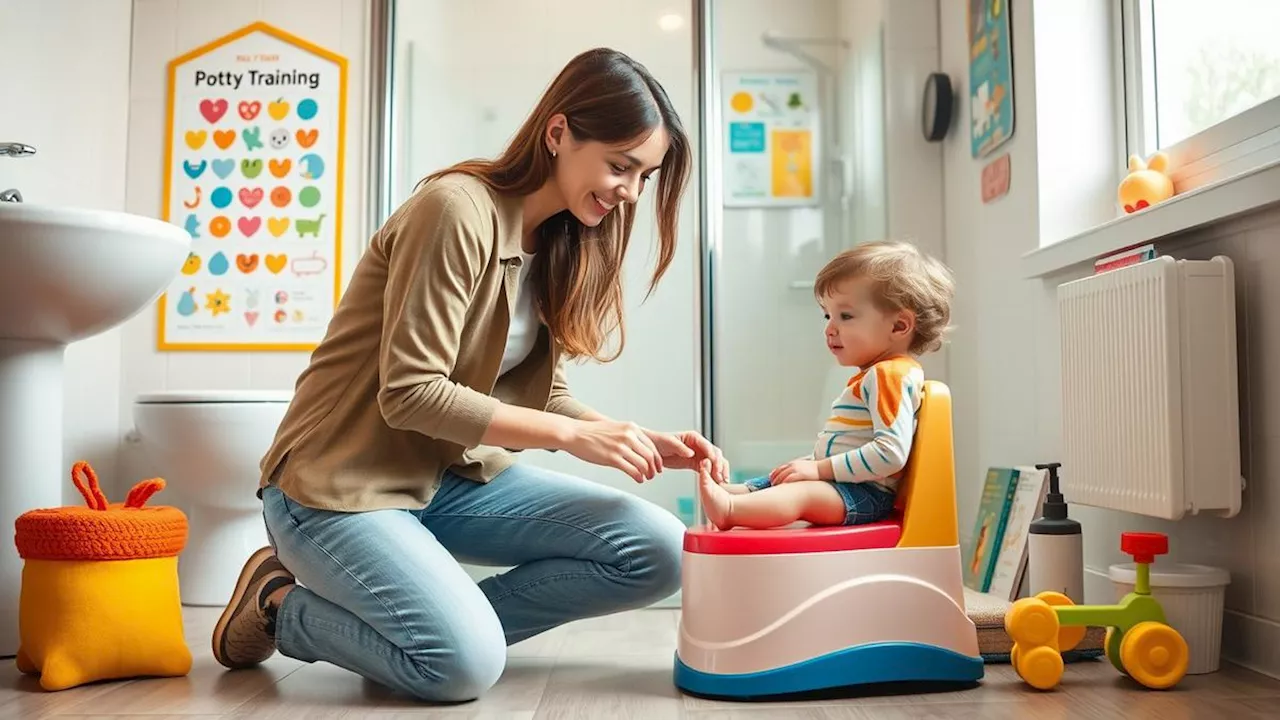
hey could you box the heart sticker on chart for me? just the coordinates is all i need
[265,253,288,274]
[183,160,207,179]
[267,217,290,237]
[236,253,259,273]
[212,158,235,179]
[238,216,262,237]
[184,130,207,149]
[239,187,264,209]
[213,129,236,150]
[238,100,261,120]
[244,311,260,327]
[199,98,228,123]
[296,129,318,148]
[268,158,292,178]
[241,158,263,179]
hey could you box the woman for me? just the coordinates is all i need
[209,47,727,702]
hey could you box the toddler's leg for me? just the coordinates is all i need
[698,466,845,530]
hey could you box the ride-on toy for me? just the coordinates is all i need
[1004,531,1189,690]
[674,381,983,699]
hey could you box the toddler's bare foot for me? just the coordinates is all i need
[698,462,735,530]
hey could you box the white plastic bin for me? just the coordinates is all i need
[1108,562,1231,674]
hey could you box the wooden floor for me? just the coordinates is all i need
[3,607,1280,719]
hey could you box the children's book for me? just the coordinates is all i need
[962,467,1019,593]
[986,465,1051,601]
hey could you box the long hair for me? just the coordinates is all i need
[424,48,691,362]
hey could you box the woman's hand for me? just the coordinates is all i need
[563,420,663,483]
[643,429,730,484]
[769,459,823,485]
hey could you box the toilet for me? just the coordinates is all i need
[132,390,292,607]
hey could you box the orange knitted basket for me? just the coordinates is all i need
[14,461,188,562]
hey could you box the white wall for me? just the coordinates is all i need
[0,0,134,504]
[116,0,370,496]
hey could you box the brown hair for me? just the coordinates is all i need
[814,240,955,354]
[424,48,691,362]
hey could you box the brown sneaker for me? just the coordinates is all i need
[211,546,296,669]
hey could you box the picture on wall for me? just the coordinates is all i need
[158,21,347,351]
[969,0,1015,158]
[722,70,820,208]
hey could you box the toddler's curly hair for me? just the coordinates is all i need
[814,240,955,355]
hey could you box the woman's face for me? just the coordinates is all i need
[548,118,670,227]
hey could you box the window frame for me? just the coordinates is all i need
[1118,0,1280,194]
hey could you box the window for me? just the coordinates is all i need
[1121,0,1280,190]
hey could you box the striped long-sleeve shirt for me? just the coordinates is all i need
[813,355,924,492]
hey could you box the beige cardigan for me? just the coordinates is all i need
[259,173,591,511]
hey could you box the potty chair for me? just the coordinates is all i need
[674,380,982,698]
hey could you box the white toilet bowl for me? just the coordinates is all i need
[132,390,292,606]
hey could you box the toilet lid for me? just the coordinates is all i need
[135,390,294,404]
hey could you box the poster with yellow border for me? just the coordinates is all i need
[722,71,819,207]
[158,22,346,351]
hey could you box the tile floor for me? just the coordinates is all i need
[3,607,1279,719]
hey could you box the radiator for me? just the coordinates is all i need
[1057,255,1242,521]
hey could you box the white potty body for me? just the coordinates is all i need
[133,390,292,606]
[674,381,984,698]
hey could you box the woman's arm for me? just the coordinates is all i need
[373,184,666,482]
[375,184,504,447]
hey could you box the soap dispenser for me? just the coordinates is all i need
[1026,462,1084,602]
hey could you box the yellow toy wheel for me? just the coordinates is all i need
[1034,591,1087,652]
[1006,598,1059,648]
[1016,645,1064,690]
[1119,622,1189,689]
[1104,627,1127,675]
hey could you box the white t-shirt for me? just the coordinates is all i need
[498,250,539,377]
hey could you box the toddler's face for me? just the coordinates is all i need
[819,278,904,367]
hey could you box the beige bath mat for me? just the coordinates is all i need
[964,588,1105,663]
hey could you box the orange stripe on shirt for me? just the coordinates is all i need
[828,416,873,427]
[874,358,914,426]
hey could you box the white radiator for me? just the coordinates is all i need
[1057,255,1242,521]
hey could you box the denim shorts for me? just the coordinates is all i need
[742,476,897,526]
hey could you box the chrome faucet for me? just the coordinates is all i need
[1,142,35,203]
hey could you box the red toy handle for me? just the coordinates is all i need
[1121,532,1168,564]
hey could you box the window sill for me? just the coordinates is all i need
[1021,158,1280,278]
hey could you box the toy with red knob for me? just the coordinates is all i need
[1003,530,1189,691]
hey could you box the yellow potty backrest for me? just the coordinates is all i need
[893,380,959,549]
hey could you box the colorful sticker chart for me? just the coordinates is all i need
[722,71,820,208]
[158,22,347,351]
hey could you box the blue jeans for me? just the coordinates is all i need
[742,475,897,525]
[260,463,685,702]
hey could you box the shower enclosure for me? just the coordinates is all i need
[371,0,888,593]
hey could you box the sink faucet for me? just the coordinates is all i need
[1,142,36,203]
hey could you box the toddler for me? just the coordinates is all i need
[699,240,955,530]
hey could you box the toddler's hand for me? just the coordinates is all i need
[769,459,821,485]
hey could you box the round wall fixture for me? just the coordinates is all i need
[922,72,953,142]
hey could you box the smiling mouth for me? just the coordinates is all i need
[592,193,616,214]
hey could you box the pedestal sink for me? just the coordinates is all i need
[0,202,190,657]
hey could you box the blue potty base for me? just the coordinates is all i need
[673,642,985,700]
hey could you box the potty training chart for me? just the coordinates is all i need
[159,21,347,351]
